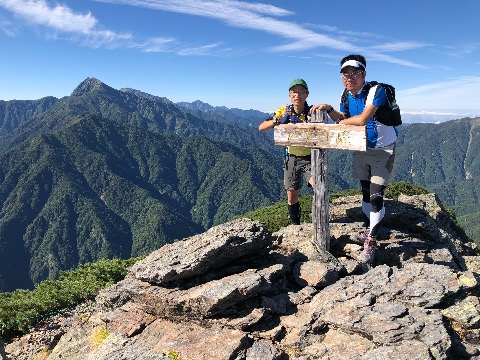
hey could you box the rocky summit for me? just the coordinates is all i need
[3,194,480,359]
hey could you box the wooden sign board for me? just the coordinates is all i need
[274,123,366,151]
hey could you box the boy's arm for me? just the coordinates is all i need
[258,115,277,131]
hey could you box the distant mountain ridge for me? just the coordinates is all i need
[0,97,59,137]
[175,99,269,128]
[175,99,268,118]
[119,87,172,104]
[119,91,270,128]
[401,110,480,123]
[0,78,273,153]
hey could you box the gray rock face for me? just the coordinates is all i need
[130,218,273,284]
[4,194,480,360]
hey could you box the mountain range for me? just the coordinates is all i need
[0,77,478,293]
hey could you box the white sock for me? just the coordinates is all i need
[369,207,385,236]
[362,201,372,221]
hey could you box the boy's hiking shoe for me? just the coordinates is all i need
[360,237,378,264]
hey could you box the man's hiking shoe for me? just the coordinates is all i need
[360,237,378,264]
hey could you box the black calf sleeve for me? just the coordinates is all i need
[360,180,370,203]
[370,183,387,212]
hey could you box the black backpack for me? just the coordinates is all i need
[341,81,402,126]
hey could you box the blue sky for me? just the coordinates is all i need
[1,0,480,118]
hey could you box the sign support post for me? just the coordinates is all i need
[311,110,330,250]
[274,110,366,250]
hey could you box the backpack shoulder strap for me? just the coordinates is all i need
[380,83,397,105]
[362,81,376,101]
[341,88,350,118]
[365,81,396,104]
[366,81,402,126]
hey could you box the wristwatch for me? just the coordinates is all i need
[272,118,278,126]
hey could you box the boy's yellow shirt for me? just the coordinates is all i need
[274,105,311,157]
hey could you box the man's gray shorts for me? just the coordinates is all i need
[284,154,312,190]
[352,144,396,185]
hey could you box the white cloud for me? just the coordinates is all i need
[370,41,432,52]
[133,37,176,52]
[443,42,479,59]
[0,0,132,46]
[364,52,427,69]
[0,0,97,33]
[0,16,16,36]
[96,0,425,67]
[399,76,480,110]
[96,0,293,19]
[177,43,222,56]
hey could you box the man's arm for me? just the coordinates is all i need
[338,103,378,126]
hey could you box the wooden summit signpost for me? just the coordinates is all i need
[274,110,366,251]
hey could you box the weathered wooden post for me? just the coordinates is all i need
[273,111,366,251]
[311,110,330,250]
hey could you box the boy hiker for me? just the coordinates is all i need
[312,54,399,263]
[259,78,313,225]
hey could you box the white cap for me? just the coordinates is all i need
[340,60,365,72]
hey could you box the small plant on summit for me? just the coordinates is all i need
[166,350,181,360]
[90,327,110,348]
[384,181,428,200]
[79,313,90,323]
[37,348,52,359]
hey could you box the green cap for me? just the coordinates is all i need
[289,78,308,90]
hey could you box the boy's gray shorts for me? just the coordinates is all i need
[284,154,312,190]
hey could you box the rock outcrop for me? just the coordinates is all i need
[3,194,480,359]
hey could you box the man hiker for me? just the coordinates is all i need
[312,54,399,263]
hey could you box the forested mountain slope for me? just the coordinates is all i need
[394,119,480,214]
[0,97,59,137]
[0,114,282,292]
